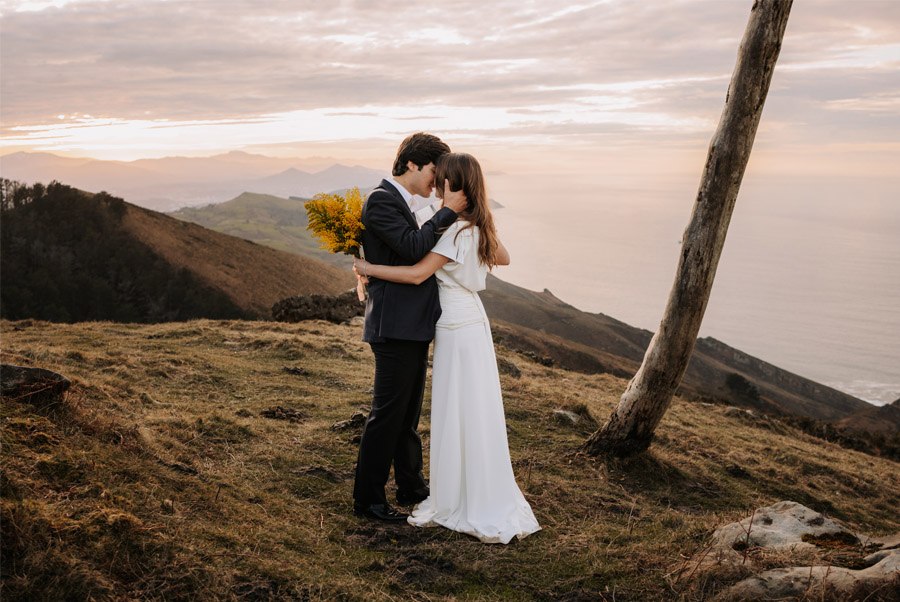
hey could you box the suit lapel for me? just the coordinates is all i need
[378,179,418,229]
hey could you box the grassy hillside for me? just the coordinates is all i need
[169,192,350,268]
[121,202,354,316]
[0,184,244,322]
[2,319,897,600]
[0,183,355,322]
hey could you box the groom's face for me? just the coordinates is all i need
[408,161,436,198]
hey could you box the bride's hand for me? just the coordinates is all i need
[353,258,369,284]
[441,179,467,214]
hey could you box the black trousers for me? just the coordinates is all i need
[353,339,429,506]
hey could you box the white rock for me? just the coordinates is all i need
[681,501,900,601]
[552,409,581,426]
[710,501,856,555]
[717,549,899,601]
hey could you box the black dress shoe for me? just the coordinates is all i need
[396,488,429,506]
[353,503,409,522]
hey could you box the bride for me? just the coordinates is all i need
[355,153,540,544]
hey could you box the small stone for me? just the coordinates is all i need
[724,406,754,418]
[1,364,70,406]
[260,406,306,422]
[332,411,367,431]
[161,499,175,513]
[552,409,581,426]
[272,291,364,323]
[497,358,522,378]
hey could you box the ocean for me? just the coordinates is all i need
[487,172,900,406]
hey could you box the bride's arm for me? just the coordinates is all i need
[494,238,510,266]
[355,252,450,286]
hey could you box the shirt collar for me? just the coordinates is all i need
[387,176,414,207]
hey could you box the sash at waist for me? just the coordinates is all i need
[437,286,487,329]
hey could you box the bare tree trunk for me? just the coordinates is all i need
[584,0,793,457]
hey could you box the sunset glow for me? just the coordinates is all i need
[1,0,897,176]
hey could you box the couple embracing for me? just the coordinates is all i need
[351,133,540,544]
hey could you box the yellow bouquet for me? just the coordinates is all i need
[305,187,366,300]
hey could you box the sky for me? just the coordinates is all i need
[1,0,899,179]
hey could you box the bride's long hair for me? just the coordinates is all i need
[435,153,500,268]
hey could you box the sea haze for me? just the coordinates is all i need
[488,172,900,406]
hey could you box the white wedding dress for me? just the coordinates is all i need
[407,221,541,544]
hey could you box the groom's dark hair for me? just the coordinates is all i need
[392,133,450,176]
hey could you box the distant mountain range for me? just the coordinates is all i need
[0,151,384,212]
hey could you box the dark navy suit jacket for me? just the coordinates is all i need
[361,180,458,342]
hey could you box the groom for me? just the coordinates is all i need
[352,133,467,522]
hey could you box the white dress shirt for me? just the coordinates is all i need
[387,176,441,227]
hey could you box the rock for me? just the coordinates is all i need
[552,409,581,426]
[717,550,899,601]
[865,533,900,550]
[520,350,554,367]
[272,290,364,323]
[711,501,856,557]
[259,406,306,422]
[332,411,367,431]
[349,316,365,326]
[497,357,522,378]
[139,392,159,405]
[724,406,754,418]
[0,364,70,406]
[678,501,900,601]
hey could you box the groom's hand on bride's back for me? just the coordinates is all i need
[441,179,467,214]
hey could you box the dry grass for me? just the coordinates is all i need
[2,318,898,601]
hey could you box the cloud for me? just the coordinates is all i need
[0,0,898,163]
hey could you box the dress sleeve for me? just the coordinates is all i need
[431,222,472,264]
